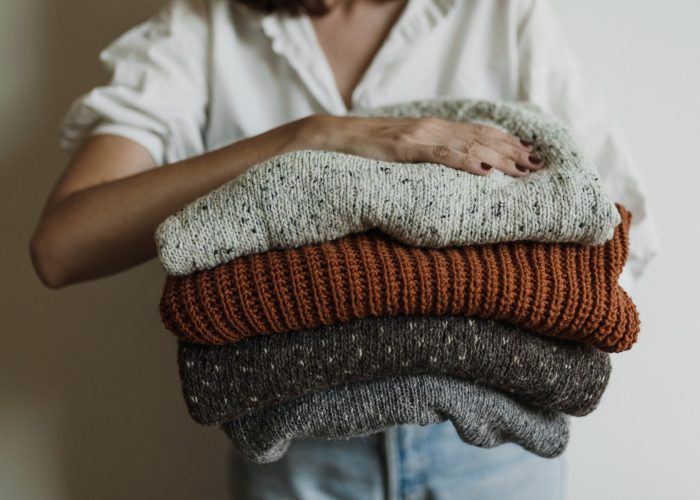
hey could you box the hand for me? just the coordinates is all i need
[300,114,543,177]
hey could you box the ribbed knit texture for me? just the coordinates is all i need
[221,375,569,463]
[179,316,610,425]
[155,98,620,276]
[160,205,637,352]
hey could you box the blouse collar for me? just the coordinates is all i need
[257,0,458,113]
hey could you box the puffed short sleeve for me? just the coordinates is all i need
[516,0,659,288]
[59,0,210,166]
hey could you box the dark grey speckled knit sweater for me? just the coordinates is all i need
[179,316,611,425]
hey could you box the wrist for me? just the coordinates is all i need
[289,114,346,153]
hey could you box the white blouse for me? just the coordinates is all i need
[58,0,658,287]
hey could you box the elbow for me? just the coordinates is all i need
[29,228,72,289]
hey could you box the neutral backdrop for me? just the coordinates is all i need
[1,1,698,499]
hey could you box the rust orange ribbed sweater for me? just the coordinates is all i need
[160,205,638,353]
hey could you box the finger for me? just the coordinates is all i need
[407,144,492,176]
[464,142,530,178]
[480,141,544,171]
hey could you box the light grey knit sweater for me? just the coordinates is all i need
[155,98,620,275]
[221,375,569,463]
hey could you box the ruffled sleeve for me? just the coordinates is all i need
[59,0,210,166]
[516,0,659,288]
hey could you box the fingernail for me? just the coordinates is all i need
[480,162,493,171]
[529,155,542,165]
[520,139,534,148]
[516,164,529,173]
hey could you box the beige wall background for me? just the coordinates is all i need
[1,0,698,499]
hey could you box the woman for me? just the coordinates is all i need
[29,0,657,498]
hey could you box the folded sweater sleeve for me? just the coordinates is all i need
[58,0,210,167]
[516,0,659,287]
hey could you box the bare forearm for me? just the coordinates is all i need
[31,111,537,289]
[30,115,322,287]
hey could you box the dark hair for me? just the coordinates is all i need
[233,0,330,16]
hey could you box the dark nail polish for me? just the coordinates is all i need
[516,164,529,173]
[520,139,534,148]
[480,162,493,171]
[529,155,542,165]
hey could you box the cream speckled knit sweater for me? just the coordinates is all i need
[155,98,620,275]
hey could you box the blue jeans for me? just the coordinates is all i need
[229,421,565,499]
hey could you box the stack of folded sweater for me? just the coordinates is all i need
[155,99,639,463]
